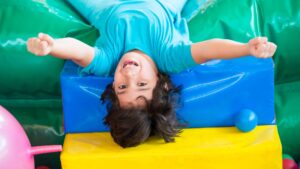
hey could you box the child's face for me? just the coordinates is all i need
[113,50,158,108]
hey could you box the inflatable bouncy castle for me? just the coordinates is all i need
[1,0,300,168]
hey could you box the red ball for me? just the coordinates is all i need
[283,158,298,169]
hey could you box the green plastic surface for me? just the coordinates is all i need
[0,0,97,97]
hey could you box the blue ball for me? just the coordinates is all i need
[235,109,258,132]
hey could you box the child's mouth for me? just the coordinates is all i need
[123,60,139,68]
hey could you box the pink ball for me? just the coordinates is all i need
[0,106,62,169]
[0,106,34,169]
[283,158,299,169]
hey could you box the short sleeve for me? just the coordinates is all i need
[80,46,116,77]
[159,41,197,74]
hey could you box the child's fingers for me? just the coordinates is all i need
[268,43,277,57]
[40,41,48,49]
[34,38,41,47]
[261,43,272,58]
[260,37,268,44]
[250,37,277,58]
[27,38,34,48]
[33,38,42,54]
[35,41,50,56]
[38,33,54,46]
[256,43,267,57]
[261,42,277,58]
[250,37,268,46]
[30,38,40,55]
[262,43,271,58]
[27,38,39,54]
[27,37,49,56]
[39,41,50,54]
[26,38,34,52]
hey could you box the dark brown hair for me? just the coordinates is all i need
[101,73,182,148]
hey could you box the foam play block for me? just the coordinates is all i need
[60,125,282,169]
[61,57,275,133]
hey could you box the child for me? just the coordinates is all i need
[27,0,277,147]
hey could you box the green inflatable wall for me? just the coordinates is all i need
[0,0,97,168]
[0,0,299,168]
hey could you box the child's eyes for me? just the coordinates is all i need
[137,82,147,86]
[118,84,127,89]
[118,83,147,89]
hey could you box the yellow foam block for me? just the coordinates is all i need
[61,125,282,169]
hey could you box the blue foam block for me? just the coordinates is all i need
[61,57,275,133]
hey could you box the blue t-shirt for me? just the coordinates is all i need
[74,0,197,76]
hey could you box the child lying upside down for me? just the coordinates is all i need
[27,0,277,147]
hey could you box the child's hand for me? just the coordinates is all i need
[27,33,54,56]
[248,37,277,58]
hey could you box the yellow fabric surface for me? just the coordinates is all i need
[61,125,282,169]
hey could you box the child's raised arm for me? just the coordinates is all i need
[27,33,94,67]
[191,37,277,64]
